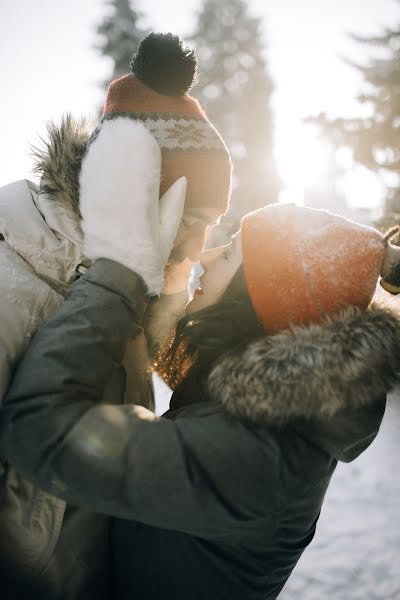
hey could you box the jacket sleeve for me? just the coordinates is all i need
[0,259,275,541]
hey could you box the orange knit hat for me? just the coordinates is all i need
[241,204,398,334]
[96,33,232,213]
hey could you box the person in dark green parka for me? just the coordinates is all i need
[1,120,399,600]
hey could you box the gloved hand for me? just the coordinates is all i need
[79,117,187,295]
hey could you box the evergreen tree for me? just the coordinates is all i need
[191,0,279,230]
[96,0,148,87]
[311,24,400,226]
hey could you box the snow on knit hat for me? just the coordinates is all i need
[241,203,400,334]
[99,33,232,213]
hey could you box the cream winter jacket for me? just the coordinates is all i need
[0,179,83,402]
[0,117,154,597]
[0,177,89,593]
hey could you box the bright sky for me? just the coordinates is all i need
[1,0,398,211]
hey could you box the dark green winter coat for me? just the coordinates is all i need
[1,259,398,600]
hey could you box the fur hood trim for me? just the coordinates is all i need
[208,305,400,424]
[31,114,91,217]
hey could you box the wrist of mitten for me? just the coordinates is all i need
[84,234,164,295]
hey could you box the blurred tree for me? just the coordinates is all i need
[191,0,279,238]
[304,142,347,215]
[96,0,148,89]
[309,25,400,227]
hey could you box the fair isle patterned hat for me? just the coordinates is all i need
[99,33,232,212]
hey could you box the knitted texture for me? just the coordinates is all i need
[98,74,232,212]
[241,204,386,333]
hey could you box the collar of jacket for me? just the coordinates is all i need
[207,304,400,452]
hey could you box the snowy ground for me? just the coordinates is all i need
[154,377,400,599]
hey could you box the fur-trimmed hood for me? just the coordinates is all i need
[31,114,91,217]
[0,116,92,291]
[208,304,400,461]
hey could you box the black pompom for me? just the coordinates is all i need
[131,32,198,96]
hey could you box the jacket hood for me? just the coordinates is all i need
[208,304,400,461]
[0,115,91,291]
[31,114,90,218]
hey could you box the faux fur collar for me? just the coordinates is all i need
[208,304,400,425]
[31,114,91,217]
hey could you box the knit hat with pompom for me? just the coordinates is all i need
[98,32,232,213]
[240,203,400,334]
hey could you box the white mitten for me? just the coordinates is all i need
[79,117,187,294]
